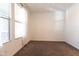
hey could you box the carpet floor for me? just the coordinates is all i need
[14,41,79,56]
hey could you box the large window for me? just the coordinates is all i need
[0,3,10,46]
[14,4,27,38]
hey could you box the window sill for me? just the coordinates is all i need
[15,37,24,40]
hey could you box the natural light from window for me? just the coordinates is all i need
[0,3,10,47]
[14,4,27,38]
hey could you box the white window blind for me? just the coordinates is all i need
[0,3,10,46]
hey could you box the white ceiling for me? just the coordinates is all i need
[23,3,74,12]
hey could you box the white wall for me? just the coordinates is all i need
[65,4,79,49]
[22,5,31,46]
[30,11,64,41]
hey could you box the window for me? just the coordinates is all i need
[0,3,10,46]
[14,4,27,38]
[54,11,64,31]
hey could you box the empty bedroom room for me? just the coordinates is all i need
[0,3,79,56]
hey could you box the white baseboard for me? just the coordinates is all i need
[31,39,64,42]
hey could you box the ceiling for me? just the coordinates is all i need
[23,3,74,12]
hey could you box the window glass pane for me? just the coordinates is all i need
[0,18,9,43]
[0,3,10,46]
[14,4,27,38]
[0,3,10,18]
[15,4,26,23]
[15,22,25,38]
[55,11,64,21]
[54,11,64,32]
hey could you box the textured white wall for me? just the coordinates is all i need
[30,11,64,41]
[65,4,79,49]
